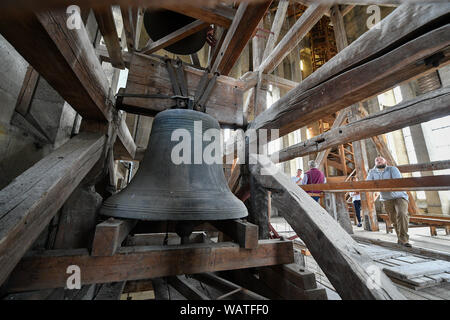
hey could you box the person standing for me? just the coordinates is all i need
[301,160,325,202]
[349,194,362,228]
[291,169,303,185]
[367,156,411,247]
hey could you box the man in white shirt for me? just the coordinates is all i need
[291,169,302,185]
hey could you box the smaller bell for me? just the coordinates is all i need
[143,9,208,55]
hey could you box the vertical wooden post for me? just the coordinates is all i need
[330,5,348,52]
[248,18,270,239]
[324,192,353,234]
[329,6,378,231]
[349,105,379,231]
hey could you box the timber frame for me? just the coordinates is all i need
[0,0,449,301]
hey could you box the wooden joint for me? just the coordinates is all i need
[211,219,259,249]
[91,218,137,256]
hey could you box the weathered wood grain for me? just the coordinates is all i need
[273,87,450,163]
[257,3,330,74]
[301,175,450,192]
[0,133,106,287]
[159,3,235,28]
[250,4,450,137]
[167,275,210,300]
[139,20,209,55]
[250,154,405,300]
[397,160,450,173]
[91,218,137,256]
[94,281,126,300]
[211,220,259,249]
[94,6,125,69]
[0,9,113,121]
[122,53,244,126]
[5,240,294,292]
[261,0,289,62]
[214,1,272,75]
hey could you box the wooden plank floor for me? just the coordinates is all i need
[353,222,450,257]
[271,217,450,300]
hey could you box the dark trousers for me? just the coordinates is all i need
[312,196,320,203]
[353,200,361,223]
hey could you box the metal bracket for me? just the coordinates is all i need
[192,67,219,113]
[165,57,192,109]
[116,58,215,113]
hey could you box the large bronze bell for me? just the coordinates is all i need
[143,9,208,55]
[101,109,248,227]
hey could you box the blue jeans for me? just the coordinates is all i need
[312,196,320,203]
[353,200,361,224]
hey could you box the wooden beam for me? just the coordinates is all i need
[167,275,210,300]
[15,66,40,116]
[218,268,281,299]
[91,218,137,256]
[159,4,235,28]
[139,20,209,55]
[249,154,405,300]
[122,53,244,127]
[212,1,272,75]
[0,133,106,287]
[261,0,289,62]
[120,6,136,52]
[191,272,248,295]
[315,110,348,168]
[190,53,201,68]
[341,4,355,16]
[94,6,125,69]
[133,7,143,50]
[349,103,378,231]
[226,4,450,162]
[269,264,318,291]
[207,26,227,70]
[0,9,113,121]
[262,73,299,91]
[258,266,327,299]
[397,160,450,173]
[123,279,154,293]
[126,232,208,246]
[5,240,294,292]
[257,3,330,74]
[96,45,132,68]
[196,272,268,300]
[211,220,259,249]
[249,4,450,138]
[0,8,136,160]
[301,175,450,192]
[193,273,268,300]
[210,2,248,73]
[114,113,137,160]
[2,1,445,14]
[329,5,348,52]
[94,281,126,300]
